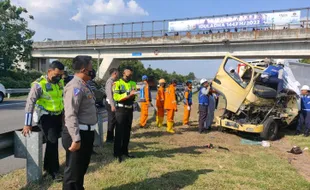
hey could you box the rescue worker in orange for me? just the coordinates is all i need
[183,80,193,126]
[164,79,178,133]
[156,79,166,127]
[139,75,151,128]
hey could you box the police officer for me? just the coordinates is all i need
[198,78,210,133]
[296,85,310,137]
[22,61,65,181]
[113,67,137,163]
[105,68,119,143]
[62,56,97,189]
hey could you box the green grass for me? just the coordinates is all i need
[286,135,310,149]
[1,95,310,190]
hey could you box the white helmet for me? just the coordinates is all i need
[200,78,208,85]
[276,59,284,65]
[301,85,310,91]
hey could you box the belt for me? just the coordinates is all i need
[117,103,133,109]
[79,124,96,131]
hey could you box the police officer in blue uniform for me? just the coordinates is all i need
[261,60,284,94]
[296,85,310,136]
[198,78,210,133]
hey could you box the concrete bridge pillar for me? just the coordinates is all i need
[98,57,121,80]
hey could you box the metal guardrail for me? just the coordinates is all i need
[86,7,310,40]
[0,111,107,183]
[0,88,194,184]
[6,88,30,99]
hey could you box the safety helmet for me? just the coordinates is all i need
[301,85,310,91]
[200,78,208,85]
[229,67,235,72]
[158,79,166,84]
[142,75,148,80]
[276,59,284,65]
[186,80,192,84]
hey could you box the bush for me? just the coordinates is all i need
[0,70,43,88]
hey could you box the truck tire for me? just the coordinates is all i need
[260,117,279,140]
[0,92,4,103]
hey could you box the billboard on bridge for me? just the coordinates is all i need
[168,11,300,32]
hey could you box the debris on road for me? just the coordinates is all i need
[288,146,303,155]
[262,141,271,147]
[240,138,262,145]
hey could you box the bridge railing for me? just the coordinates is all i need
[86,7,310,40]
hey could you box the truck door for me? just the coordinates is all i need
[212,54,254,113]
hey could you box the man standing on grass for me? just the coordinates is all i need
[113,67,137,163]
[198,78,210,134]
[62,56,97,189]
[22,61,65,181]
[139,75,151,128]
[295,85,310,137]
[183,80,193,126]
[164,79,178,133]
[156,78,166,127]
[105,68,119,143]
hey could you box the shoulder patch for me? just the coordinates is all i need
[35,83,41,89]
[36,76,44,82]
[74,88,81,96]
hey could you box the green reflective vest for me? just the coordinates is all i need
[33,76,64,113]
[113,78,137,104]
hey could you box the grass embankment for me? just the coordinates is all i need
[1,95,310,190]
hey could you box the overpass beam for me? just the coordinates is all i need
[98,57,121,80]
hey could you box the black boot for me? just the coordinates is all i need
[294,130,301,136]
[304,130,309,137]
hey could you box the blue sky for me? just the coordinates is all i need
[12,0,310,78]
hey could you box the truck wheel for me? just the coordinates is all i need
[260,117,278,140]
[0,92,4,103]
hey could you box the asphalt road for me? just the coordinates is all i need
[0,91,158,175]
[0,99,26,134]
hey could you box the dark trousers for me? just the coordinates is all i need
[105,102,116,141]
[263,77,284,93]
[62,127,94,190]
[297,111,310,132]
[114,108,133,157]
[198,105,208,132]
[40,114,62,174]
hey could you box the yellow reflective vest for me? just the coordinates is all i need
[34,76,64,113]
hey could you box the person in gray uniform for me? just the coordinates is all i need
[22,61,64,181]
[62,55,97,190]
[205,85,217,130]
[105,68,119,143]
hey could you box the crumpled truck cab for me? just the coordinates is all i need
[212,54,299,140]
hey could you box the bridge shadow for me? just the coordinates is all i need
[105,169,213,190]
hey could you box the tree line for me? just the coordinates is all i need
[60,59,196,83]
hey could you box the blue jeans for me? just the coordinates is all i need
[297,111,310,132]
[263,77,284,93]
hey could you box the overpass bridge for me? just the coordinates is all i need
[31,7,310,80]
[32,28,310,79]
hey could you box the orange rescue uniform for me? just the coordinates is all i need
[140,81,150,127]
[183,86,192,125]
[156,86,165,127]
[164,84,177,133]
